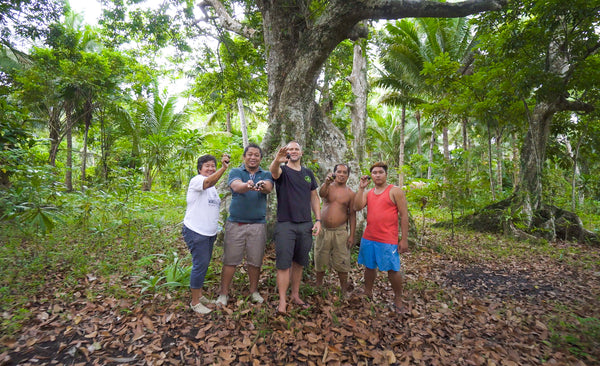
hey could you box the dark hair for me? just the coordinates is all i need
[369,162,388,173]
[333,163,350,174]
[244,143,263,158]
[197,154,216,172]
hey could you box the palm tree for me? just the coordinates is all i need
[375,17,477,184]
[140,89,188,191]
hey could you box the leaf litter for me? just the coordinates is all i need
[1,229,599,365]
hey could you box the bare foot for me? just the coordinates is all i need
[276,302,287,314]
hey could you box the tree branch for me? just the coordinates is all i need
[356,0,507,20]
[200,0,257,40]
[557,97,595,113]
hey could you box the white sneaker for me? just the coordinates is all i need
[250,292,264,304]
[215,294,228,306]
[190,302,212,314]
[199,296,213,305]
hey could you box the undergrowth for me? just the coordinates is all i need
[1,193,599,362]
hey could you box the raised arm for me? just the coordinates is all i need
[319,172,335,198]
[203,154,230,189]
[269,146,289,180]
[353,175,371,211]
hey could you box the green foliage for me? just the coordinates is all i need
[0,162,64,235]
[162,252,192,288]
[0,184,187,331]
[548,314,600,360]
[0,0,63,44]
[190,34,267,122]
[137,252,192,293]
[322,39,355,133]
[0,99,36,186]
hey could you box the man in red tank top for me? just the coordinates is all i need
[353,162,409,312]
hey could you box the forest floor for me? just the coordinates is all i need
[1,227,599,365]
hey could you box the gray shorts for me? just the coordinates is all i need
[223,221,267,267]
[274,221,313,269]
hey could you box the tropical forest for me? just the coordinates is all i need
[1,0,599,364]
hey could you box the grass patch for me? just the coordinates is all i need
[546,312,600,362]
[0,189,188,335]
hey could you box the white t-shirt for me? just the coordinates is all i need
[183,175,221,236]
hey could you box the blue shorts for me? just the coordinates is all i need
[357,238,401,272]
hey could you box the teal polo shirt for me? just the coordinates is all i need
[227,165,273,223]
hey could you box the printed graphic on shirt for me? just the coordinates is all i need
[207,190,221,207]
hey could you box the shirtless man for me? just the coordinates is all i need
[314,163,356,292]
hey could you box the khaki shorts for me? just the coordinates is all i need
[314,225,351,272]
[223,221,267,267]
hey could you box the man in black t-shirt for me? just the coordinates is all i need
[269,141,321,314]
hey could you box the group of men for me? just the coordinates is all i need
[197,141,409,315]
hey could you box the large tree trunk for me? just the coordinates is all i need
[462,100,598,245]
[348,40,368,165]
[516,101,555,216]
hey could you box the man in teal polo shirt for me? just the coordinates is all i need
[215,143,274,306]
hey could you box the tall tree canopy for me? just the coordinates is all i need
[197,0,505,171]
[461,0,600,242]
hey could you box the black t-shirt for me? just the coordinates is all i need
[274,164,318,223]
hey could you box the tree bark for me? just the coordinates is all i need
[99,109,110,182]
[48,105,62,167]
[226,111,231,133]
[237,98,249,147]
[495,126,503,194]
[511,132,519,190]
[564,120,587,212]
[65,123,73,192]
[486,120,495,201]
[427,121,435,180]
[515,101,555,213]
[81,99,93,191]
[398,105,406,187]
[348,40,368,164]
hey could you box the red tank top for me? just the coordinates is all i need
[363,185,398,244]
